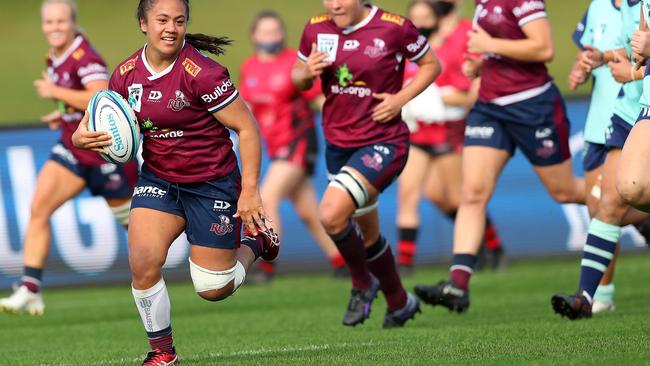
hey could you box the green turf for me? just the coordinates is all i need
[0,254,649,365]
[0,0,589,125]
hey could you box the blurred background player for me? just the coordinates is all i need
[396,0,505,275]
[293,0,440,328]
[0,0,137,316]
[72,0,279,364]
[239,10,346,282]
[552,0,648,320]
[415,0,586,314]
[568,0,623,314]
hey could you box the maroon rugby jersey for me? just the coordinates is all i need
[298,6,430,148]
[47,34,109,166]
[474,0,552,103]
[239,48,321,157]
[109,42,238,183]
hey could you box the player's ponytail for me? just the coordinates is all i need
[137,0,231,56]
[184,33,232,56]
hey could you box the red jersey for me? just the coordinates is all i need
[405,19,472,144]
[109,43,238,183]
[474,0,552,104]
[298,6,430,148]
[239,48,320,156]
[46,34,109,166]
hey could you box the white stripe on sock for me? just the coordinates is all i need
[581,259,607,273]
[583,245,614,260]
[450,265,473,274]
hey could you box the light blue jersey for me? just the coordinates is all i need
[612,0,643,125]
[638,0,650,110]
[572,0,623,144]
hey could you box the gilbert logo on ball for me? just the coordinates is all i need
[87,90,141,164]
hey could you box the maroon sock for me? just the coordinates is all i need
[329,221,372,289]
[148,327,174,353]
[483,217,502,250]
[367,236,407,311]
[449,254,477,290]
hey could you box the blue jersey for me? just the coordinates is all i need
[612,0,643,125]
[572,0,623,144]
[639,0,650,108]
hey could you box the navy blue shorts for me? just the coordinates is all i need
[605,114,633,150]
[131,167,242,249]
[49,140,137,199]
[582,142,607,172]
[325,141,409,192]
[464,84,571,166]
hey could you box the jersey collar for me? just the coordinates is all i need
[141,41,186,81]
[342,5,378,35]
[49,35,83,68]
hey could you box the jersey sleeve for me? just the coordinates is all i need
[195,65,239,114]
[572,8,590,49]
[298,22,315,62]
[76,47,109,86]
[401,19,431,62]
[108,69,126,99]
[512,0,547,27]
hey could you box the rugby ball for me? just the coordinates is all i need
[87,90,140,164]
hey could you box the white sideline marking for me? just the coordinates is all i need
[38,341,376,366]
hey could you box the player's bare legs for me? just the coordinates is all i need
[288,177,343,267]
[617,121,650,212]
[534,159,586,204]
[423,153,462,214]
[260,161,343,279]
[0,162,84,316]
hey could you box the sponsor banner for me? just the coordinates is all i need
[0,101,645,288]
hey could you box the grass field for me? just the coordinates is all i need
[1,254,648,365]
[0,0,590,124]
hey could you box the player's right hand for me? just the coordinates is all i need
[579,46,606,72]
[568,61,588,91]
[72,111,112,153]
[462,54,482,80]
[306,43,331,78]
[40,109,62,130]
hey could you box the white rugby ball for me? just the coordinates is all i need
[87,90,140,164]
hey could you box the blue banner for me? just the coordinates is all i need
[0,100,645,288]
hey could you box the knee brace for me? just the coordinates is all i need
[329,167,378,216]
[110,199,131,226]
[188,258,246,294]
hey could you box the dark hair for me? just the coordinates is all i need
[408,0,455,18]
[250,10,286,35]
[136,0,231,56]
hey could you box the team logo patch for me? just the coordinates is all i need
[361,153,384,171]
[211,215,234,236]
[310,14,330,24]
[317,33,339,62]
[182,58,202,77]
[536,139,557,158]
[380,12,405,26]
[364,38,387,59]
[213,200,232,211]
[120,58,137,76]
[127,84,143,112]
[167,90,190,112]
[72,48,86,60]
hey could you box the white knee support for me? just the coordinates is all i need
[329,167,378,216]
[110,199,131,226]
[188,258,246,293]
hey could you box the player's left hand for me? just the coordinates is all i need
[40,109,62,130]
[467,26,493,54]
[372,93,403,123]
[631,30,650,59]
[234,188,270,236]
[34,71,57,99]
[608,52,634,83]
